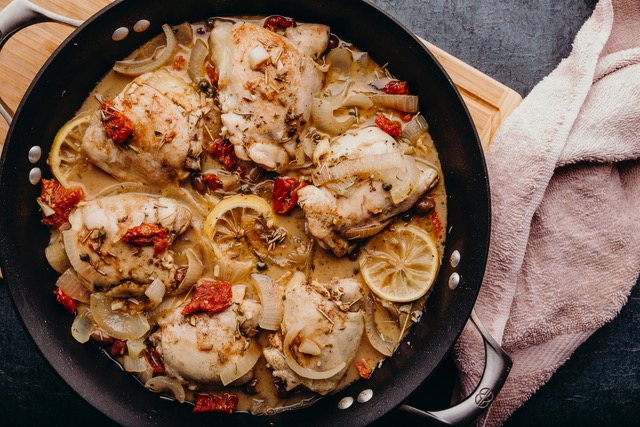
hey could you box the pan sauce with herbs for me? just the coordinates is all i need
[39,16,446,414]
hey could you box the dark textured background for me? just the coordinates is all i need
[2,0,639,426]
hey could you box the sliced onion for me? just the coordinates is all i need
[363,293,395,357]
[113,24,177,76]
[343,93,373,109]
[250,274,283,331]
[123,355,148,373]
[283,323,346,380]
[345,221,390,240]
[370,94,419,113]
[176,249,203,294]
[46,233,71,273]
[377,156,420,205]
[145,278,166,306]
[90,293,150,340]
[400,114,429,144]
[312,152,404,185]
[311,97,356,135]
[127,338,146,358]
[213,258,252,283]
[147,296,181,326]
[145,376,185,403]
[37,198,56,217]
[188,38,209,84]
[71,305,94,344]
[220,339,262,386]
[370,77,394,90]
[56,268,91,303]
[62,229,103,288]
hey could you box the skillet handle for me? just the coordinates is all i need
[399,309,513,426]
[0,0,82,124]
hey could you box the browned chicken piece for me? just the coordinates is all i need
[263,272,365,394]
[209,21,326,171]
[284,24,331,60]
[81,69,208,185]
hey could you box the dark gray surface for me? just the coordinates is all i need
[1,0,638,426]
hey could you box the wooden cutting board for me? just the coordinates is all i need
[0,0,521,152]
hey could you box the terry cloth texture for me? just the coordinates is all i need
[453,0,640,425]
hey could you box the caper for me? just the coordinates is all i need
[198,79,210,92]
[205,18,215,29]
[98,229,107,240]
[243,378,259,395]
[79,252,90,262]
[257,261,268,271]
[382,182,392,191]
[400,211,413,222]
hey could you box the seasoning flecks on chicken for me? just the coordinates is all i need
[297,127,439,256]
[151,284,262,385]
[284,24,330,60]
[263,272,364,394]
[81,69,209,185]
[209,21,326,171]
[64,193,191,293]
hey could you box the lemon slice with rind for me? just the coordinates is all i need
[359,224,440,302]
[48,114,91,187]
[203,194,277,261]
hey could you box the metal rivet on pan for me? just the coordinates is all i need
[112,27,129,41]
[29,167,41,185]
[28,146,42,163]
[338,396,354,409]
[449,272,460,290]
[450,250,460,268]
[357,389,373,403]
[133,19,150,32]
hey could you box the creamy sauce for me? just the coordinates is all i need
[44,16,447,414]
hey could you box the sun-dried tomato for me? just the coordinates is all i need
[146,345,165,374]
[207,136,237,170]
[355,358,372,379]
[202,173,222,191]
[264,16,294,33]
[120,223,168,257]
[383,80,410,95]
[375,114,402,136]
[53,288,77,314]
[110,339,127,357]
[402,113,414,122]
[40,179,84,228]
[101,100,133,144]
[272,177,307,214]
[173,55,186,71]
[193,393,238,414]
[431,208,442,238]
[205,62,219,87]
[182,280,232,315]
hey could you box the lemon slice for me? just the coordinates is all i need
[203,194,277,261]
[359,224,440,302]
[48,114,92,187]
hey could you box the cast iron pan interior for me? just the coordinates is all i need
[0,0,490,425]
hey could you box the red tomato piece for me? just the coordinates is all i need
[100,100,133,144]
[40,179,84,228]
[431,209,443,238]
[120,223,168,257]
[182,280,233,315]
[206,62,219,86]
[146,346,165,374]
[272,177,308,214]
[110,339,127,357]
[202,173,222,191]
[264,16,294,32]
[355,358,372,379]
[53,288,77,314]
[402,113,414,122]
[173,55,186,71]
[193,393,238,414]
[383,80,410,95]
[208,136,238,170]
[375,114,402,136]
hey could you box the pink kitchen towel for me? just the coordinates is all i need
[453,0,640,425]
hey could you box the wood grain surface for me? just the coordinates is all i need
[0,0,521,151]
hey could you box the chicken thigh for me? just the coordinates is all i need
[263,272,365,394]
[63,193,191,293]
[298,126,439,256]
[82,69,208,185]
[209,21,326,171]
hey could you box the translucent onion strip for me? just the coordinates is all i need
[250,274,283,331]
[62,229,103,288]
[312,152,404,186]
[311,98,356,135]
[145,278,166,306]
[400,114,429,144]
[56,268,91,303]
[145,376,186,403]
[187,38,209,84]
[123,355,148,373]
[363,293,395,357]
[345,221,390,240]
[113,24,177,76]
[45,234,71,273]
[127,338,146,358]
[90,293,150,340]
[213,258,252,283]
[174,249,203,295]
[283,323,346,380]
[220,340,262,386]
[369,94,419,113]
[71,305,94,344]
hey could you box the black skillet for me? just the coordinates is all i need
[0,0,511,425]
